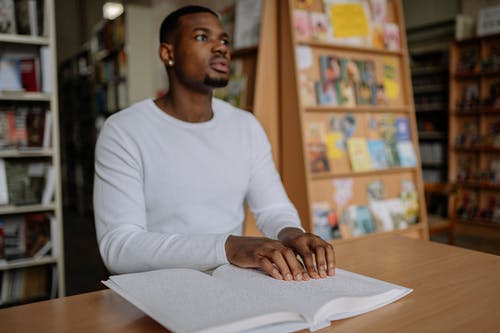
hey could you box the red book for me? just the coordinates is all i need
[19,58,39,92]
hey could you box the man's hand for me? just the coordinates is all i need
[278,228,335,279]
[225,235,310,281]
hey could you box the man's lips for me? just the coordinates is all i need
[210,58,229,74]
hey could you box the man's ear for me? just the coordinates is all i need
[159,43,174,66]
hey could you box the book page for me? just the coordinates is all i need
[104,268,307,333]
[213,265,412,324]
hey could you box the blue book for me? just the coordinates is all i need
[395,117,411,141]
[367,139,389,169]
[397,141,417,167]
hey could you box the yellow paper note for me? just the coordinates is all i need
[329,3,369,38]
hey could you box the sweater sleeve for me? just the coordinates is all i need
[245,116,304,239]
[93,121,230,274]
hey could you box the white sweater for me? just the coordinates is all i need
[94,98,302,274]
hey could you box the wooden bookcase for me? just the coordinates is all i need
[449,33,500,232]
[279,0,428,242]
[0,0,65,306]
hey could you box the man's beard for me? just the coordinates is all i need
[204,75,228,88]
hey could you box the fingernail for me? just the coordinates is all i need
[328,268,334,276]
[285,273,292,281]
[295,274,302,281]
[311,271,320,279]
[273,269,283,280]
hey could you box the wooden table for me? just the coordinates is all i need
[1,235,499,332]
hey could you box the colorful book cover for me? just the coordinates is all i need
[380,115,400,167]
[341,205,376,237]
[396,141,417,167]
[309,12,329,41]
[299,73,316,107]
[19,58,39,92]
[319,55,341,81]
[395,117,411,141]
[327,114,345,158]
[337,81,356,107]
[316,80,338,105]
[384,22,400,51]
[366,180,385,201]
[306,122,330,173]
[367,139,388,169]
[356,82,372,105]
[293,9,311,39]
[347,137,372,172]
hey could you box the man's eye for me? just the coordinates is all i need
[195,34,207,41]
[221,39,230,46]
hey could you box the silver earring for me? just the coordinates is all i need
[168,60,174,66]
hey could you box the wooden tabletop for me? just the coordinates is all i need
[1,234,499,332]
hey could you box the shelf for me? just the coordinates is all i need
[304,105,411,113]
[332,223,425,244]
[410,67,447,76]
[0,33,50,45]
[0,149,53,158]
[231,46,258,57]
[454,146,500,153]
[456,182,500,191]
[452,108,500,116]
[421,162,445,168]
[310,167,417,180]
[0,203,55,215]
[0,256,57,271]
[415,104,447,112]
[296,39,404,56]
[458,218,500,228]
[454,70,500,78]
[0,91,51,102]
[418,132,446,140]
[413,85,447,94]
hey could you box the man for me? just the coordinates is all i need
[94,5,335,281]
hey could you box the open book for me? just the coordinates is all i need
[103,265,412,333]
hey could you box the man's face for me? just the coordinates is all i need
[171,12,231,90]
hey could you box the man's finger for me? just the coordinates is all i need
[325,244,336,276]
[269,250,293,281]
[259,257,283,280]
[299,250,320,279]
[315,246,327,278]
[282,248,306,281]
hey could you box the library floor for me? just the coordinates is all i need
[63,212,500,296]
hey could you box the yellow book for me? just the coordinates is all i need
[347,137,373,172]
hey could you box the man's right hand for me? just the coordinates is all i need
[225,235,309,281]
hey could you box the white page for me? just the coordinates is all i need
[104,268,307,333]
[213,265,412,324]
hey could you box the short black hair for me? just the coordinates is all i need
[159,5,219,44]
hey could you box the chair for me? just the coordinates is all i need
[424,182,458,245]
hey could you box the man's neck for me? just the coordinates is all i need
[155,89,213,123]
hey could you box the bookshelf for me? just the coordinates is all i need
[449,33,500,230]
[279,0,428,242]
[410,47,449,184]
[0,0,64,306]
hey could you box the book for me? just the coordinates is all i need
[315,80,338,105]
[19,57,39,92]
[396,141,417,167]
[367,139,388,169]
[384,22,400,51]
[14,0,30,35]
[347,137,372,172]
[292,9,310,39]
[0,158,8,205]
[319,55,341,81]
[103,264,412,333]
[0,58,22,91]
[309,12,329,41]
[233,0,262,49]
[395,117,410,141]
[0,0,16,33]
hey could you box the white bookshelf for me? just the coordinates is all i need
[0,0,65,304]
